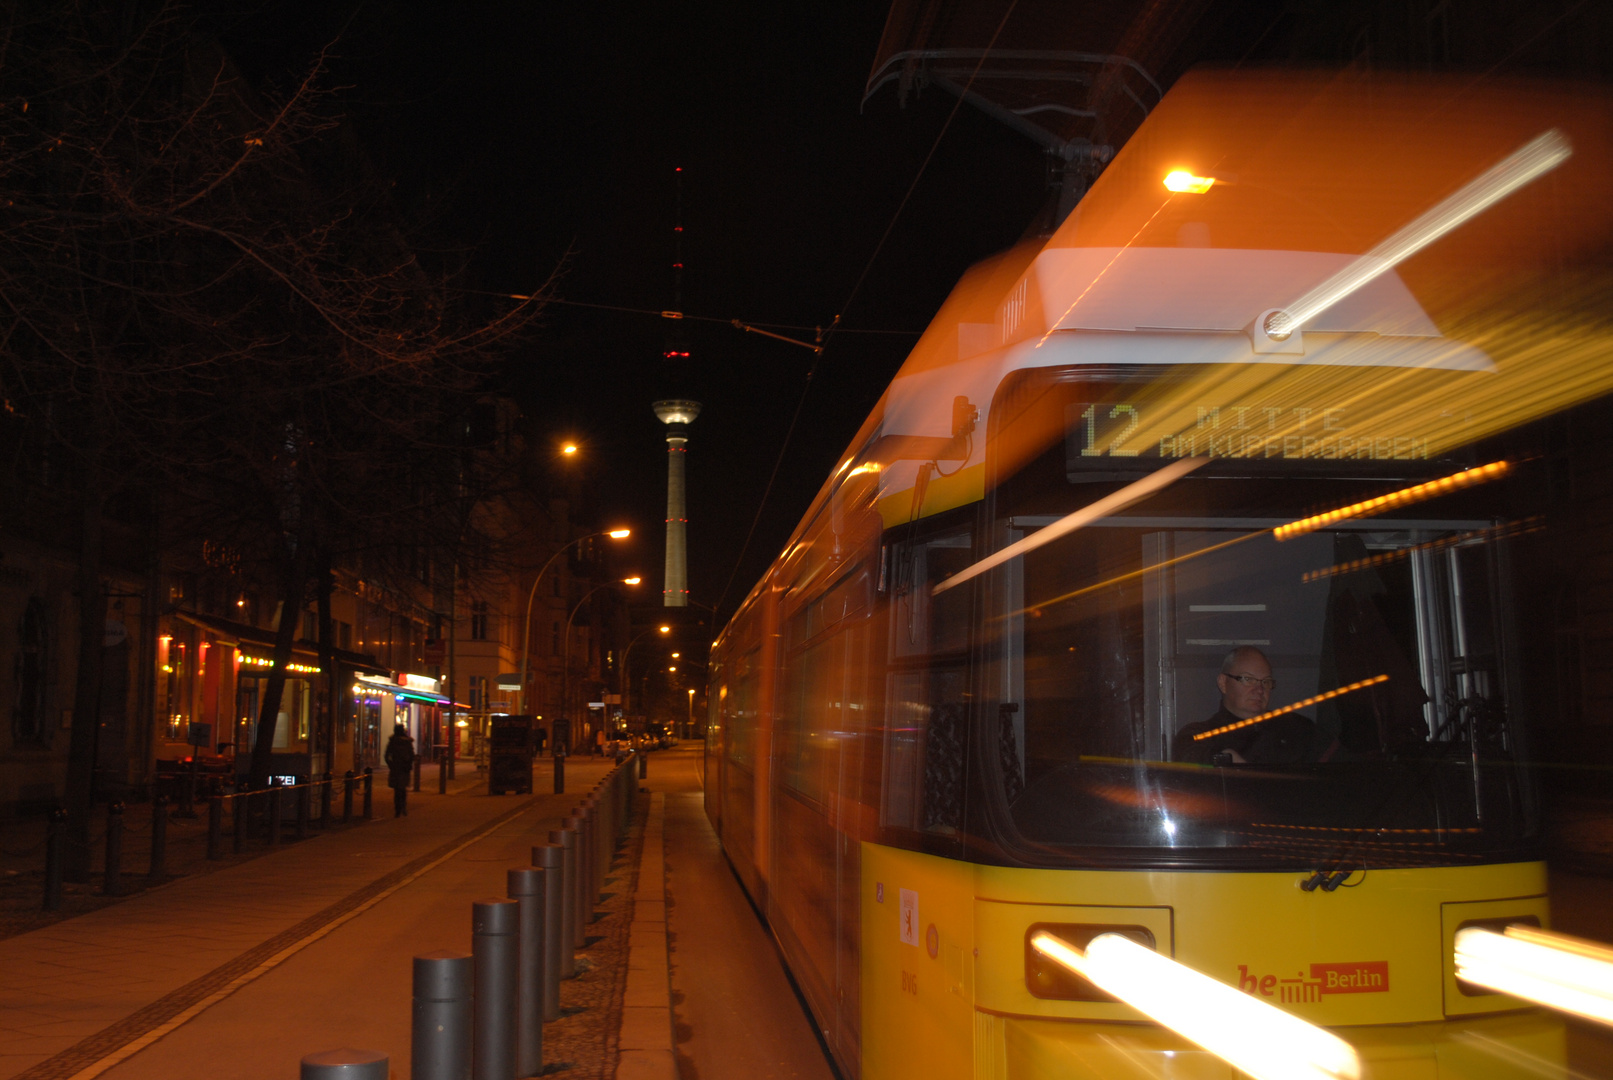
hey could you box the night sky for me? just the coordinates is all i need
[218,1,1052,616]
[215,0,1610,622]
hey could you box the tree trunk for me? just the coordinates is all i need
[316,550,337,775]
[247,536,311,788]
[63,489,105,881]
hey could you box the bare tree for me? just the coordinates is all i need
[0,1,546,861]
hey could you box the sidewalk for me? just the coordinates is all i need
[0,757,621,1080]
[0,763,486,941]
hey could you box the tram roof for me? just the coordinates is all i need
[716,70,1613,642]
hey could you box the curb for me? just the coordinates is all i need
[615,791,675,1080]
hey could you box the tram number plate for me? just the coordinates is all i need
[901,970,918,995]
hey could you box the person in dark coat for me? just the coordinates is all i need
[384,723,416,817]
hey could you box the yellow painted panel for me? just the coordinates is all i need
[862,845,977,1080]
[970,859,1547,1026]
[862,841,1556,1080]
[876,463,985,529]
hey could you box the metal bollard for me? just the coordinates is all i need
[299,1048,389,1079]
[207,794,223,860]
[548,826,577,978]
[414,755,422,793]
[43,807,65,911]
[234,788,249,854]
[412,952,472,1080]
[296,783,310,840]
[587,796,604,898]
[362,768,373,820]
[472,898,519,1080]
[319,773,332,828]
[439,744,448,794]
[148,795,168,883]
[343,771,355,823]
[531,844,564,1021]
[268,786,283,847]
[103,801,124,896]
[507,867,546,1077]
[638,751,647,779]
[566,811,588,947]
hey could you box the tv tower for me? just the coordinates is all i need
[655,167,699,608]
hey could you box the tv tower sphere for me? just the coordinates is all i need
[653,399,701,607]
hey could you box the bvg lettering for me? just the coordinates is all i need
[901,970,918,995]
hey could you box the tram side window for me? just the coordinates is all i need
[725,647,759,768]
[882,522,973,836]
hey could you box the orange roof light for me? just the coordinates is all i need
[1163,170,1215,194]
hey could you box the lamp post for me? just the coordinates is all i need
[687,689,695,740]
[518,529,630,715]
[620,624,671,718]
[559,578,639,749]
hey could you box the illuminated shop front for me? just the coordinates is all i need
[353,672,460,767]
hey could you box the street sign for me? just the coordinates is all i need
[495,672,522,690]
[423,638,445,663]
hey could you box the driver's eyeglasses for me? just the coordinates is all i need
[1228,673,1277,690]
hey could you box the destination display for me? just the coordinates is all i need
[1067,401,1436,463]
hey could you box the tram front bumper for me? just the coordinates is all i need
[994,1008,1564,1080]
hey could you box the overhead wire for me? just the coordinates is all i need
[713,0,1023,617]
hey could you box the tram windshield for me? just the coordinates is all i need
[969,369,1537,869]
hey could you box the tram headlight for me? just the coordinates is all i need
[1455,925,1613,1026]
[1031,931,1361,1080]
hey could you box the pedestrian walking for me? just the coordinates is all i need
[385,724,416,817]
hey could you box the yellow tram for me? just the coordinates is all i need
[705,71,1613,1080]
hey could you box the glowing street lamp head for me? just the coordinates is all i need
[561,443,578,456]
[670,652,680,659]
[659,625,671,634]
[607,528,631,539]
[622,577,642,586]
[1164,169,1216,194]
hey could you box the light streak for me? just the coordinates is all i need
[931,457,1205,596]
[1164,170,1215,193]
[1031,932,1360,1080]
[1300,517,1542,583]
[1455,925,1613,1026]
[1273,461,1508,541]
[1265,129,1571,339]
[1192,675,1388,741]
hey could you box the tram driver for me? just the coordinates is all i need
[1172,646,1314,765]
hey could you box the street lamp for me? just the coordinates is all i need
[687,688,695,740]
[519,528,631,713]
[621,624,671,717]
[560,577,640,746]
